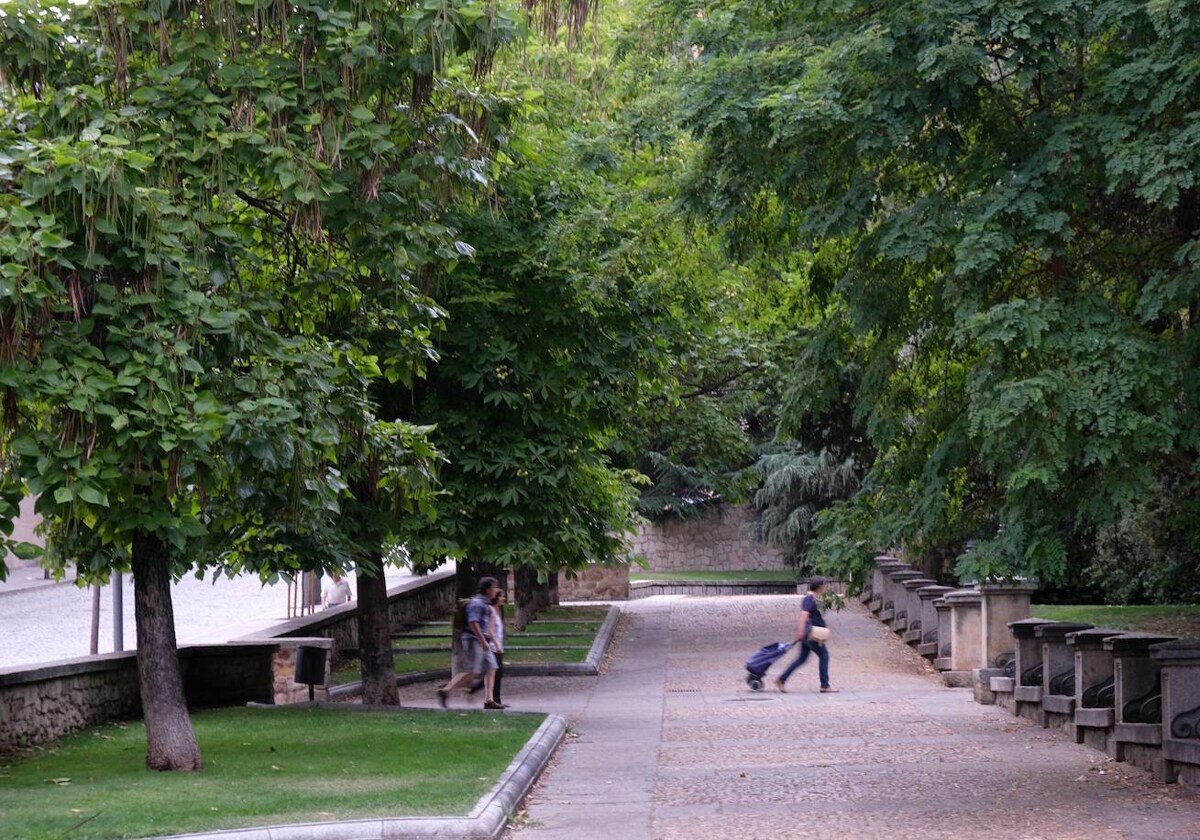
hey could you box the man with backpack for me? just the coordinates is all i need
[436,576,503,709]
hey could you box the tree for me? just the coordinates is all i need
[661,0,1200,594]
[0,0,498,764]
[397,131,664,624]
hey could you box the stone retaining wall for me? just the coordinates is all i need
[558,565,631,601]
[629,505,786,572]
[0,643,276,754]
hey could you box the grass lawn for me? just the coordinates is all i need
[0,706,543,840]
[532,605,611,621]
[1031,604,1200,637]
[629,569,798,582]
[331,605,609,685]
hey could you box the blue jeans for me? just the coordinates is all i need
[778,639,830,688]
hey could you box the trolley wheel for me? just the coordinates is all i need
[747,677,763,692]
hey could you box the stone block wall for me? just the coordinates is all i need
[0,655,141,754]
[559,565,631,601]
[629,505,786,572]
[0,644,275,754]
[271,643,332,704]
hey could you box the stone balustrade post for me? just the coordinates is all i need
[1036,622,1093,728]
[884,569,926,631]
[934,597,953,671]
[1152,639,1200,786]
[978,582,1037,669]
[872,560,909,616]
[1009,619,1053,721]
[1068,628,1124,750]
[900,578,937,644]
[943,588,983,686]
[916,586,954,658]
[1107,633,1175,778]
[861,554,897,605]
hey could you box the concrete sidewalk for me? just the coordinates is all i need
[0,565,420,670]
[397,594,1200,840]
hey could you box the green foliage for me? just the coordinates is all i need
[749,446,862,573]
[665,0,1200,594]
[0,0,517,580]
[397,128,665,573]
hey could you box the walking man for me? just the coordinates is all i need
[437,576,502,709]
[776,576,838,693]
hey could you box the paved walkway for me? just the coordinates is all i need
[0,563,419,670]
[398,595,1200,840]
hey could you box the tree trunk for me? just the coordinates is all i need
[548,571,559,606]
[514,565,538,631]
[130,530,202,771]
[455,558,477,600]
[357,555,399,705]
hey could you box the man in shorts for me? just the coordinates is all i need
[436,576,502,709]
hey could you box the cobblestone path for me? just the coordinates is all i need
[504,595,1200,840]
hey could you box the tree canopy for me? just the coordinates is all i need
[662,0,1200,598]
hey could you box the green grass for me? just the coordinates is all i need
[0,706,543,840]
[1031,604,1200,637]
[331,604,608,685]
[331,645,591,684]
[629,569,798,582]
[398,621,599,638]
[531,605,611,621]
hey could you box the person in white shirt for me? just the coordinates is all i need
[322,572,352,609]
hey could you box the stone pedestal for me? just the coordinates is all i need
[979,582,1037,669]
[916,585,954,658]
[900,578,937,644]
[1036,622,1093,729]
[1152,639,1200,785]
[871,560,908,615]
[945,589,983,677]
[1107,632,1175,776]
[1010,619,1053,721]
[934,597,953,670]
[1067,628,1124,751]
[885,569,927,632]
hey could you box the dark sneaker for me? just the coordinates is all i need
[484,700,503,710]
[774,678,787,693]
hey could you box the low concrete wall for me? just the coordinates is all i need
[630,580,798,598]
[0,571,456,755]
